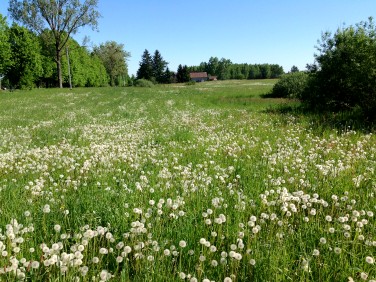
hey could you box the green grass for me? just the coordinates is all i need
[0,80,375,281]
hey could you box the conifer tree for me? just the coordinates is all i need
[137,49,153,80]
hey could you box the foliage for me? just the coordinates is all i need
[189,58,284,80]
[290,65,299,73]
[271,72,309,99]
[302,17,376,119]
[6,24,43,89]
[137,49,153,80]
[93,41,130,86]
[134,78,154,87]
[176,64,190,83]
[0,13,12,77]
[185,80,196,85]
[9,0,100,88]
[152,50,168,83]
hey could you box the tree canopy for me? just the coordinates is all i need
[93,41,130,86]
[8,0,100,88]
[301,17,376,119]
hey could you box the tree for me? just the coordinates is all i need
[6,24,43,89]
[290,65,299,73]
[270,64,284,78]
[217,58,232,80]
[302,17,376,118]
[176,64,190,83]
[248,65,261,79]
[207,57,219,76]
[93,41,130,86]
[161,67,173,84]
[259,64,271,79]
[137,49,153,80]
[152,49,168,83]
[9,0,100,88]
[0,13,12,83]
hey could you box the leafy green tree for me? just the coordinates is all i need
[290,65,299,73]
[259,64,271,79]
[0,13,12,83]
[86,54,109,87]
[270,64,284,78]
[137,49,153,80]
[248,65,261,79]
[207,57,219,76]
[152,50,168,83]
[93,41,130,86]
[302,17,376,118]
[9,0,100,88]
[6,24,43,89]
[217,58,232,80]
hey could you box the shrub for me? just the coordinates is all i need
[185,80,196,86]
[302,17,376,119]
[134,79,154,87]
[271,72,309,99]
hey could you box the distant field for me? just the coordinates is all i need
[0,80,375,281]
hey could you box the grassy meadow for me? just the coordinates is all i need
[0,80,375,281]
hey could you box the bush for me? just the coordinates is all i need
[185,80,196,86]
[302,17,376,119]
[134,79,154,88]
[271,72,309,99]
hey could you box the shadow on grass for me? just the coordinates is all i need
[264,103,375,134]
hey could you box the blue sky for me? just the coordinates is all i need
[1,1,376,76]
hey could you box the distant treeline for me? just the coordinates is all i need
[188,57,284,80]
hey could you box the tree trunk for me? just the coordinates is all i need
[56,43,63,88]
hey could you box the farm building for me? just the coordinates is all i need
[189,72,208,82]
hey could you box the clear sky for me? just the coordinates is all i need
[1,1,376,76]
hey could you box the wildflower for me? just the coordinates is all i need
[325,215,332,222]
[360,272,368,280]
[92,257,100,264]
[163,249,170,256]
[319,237,327,244]
[179,272,186,279]
[334,247,341,254]
[43,204,51,213]
[100,270,112,281]
[179,240,187,248]
[312,249,320,256]
[99,248,108,254]
[250,259,256,265]
[224,277,232,282]
[365,256,374,264]
[31,261,40,269]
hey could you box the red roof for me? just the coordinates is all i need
[190,72,208,78]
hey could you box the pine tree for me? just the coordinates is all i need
[137,49,153,80]
[176,64,190,83]
[152,50,167,83]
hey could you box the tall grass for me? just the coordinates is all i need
[0,81,375,281]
